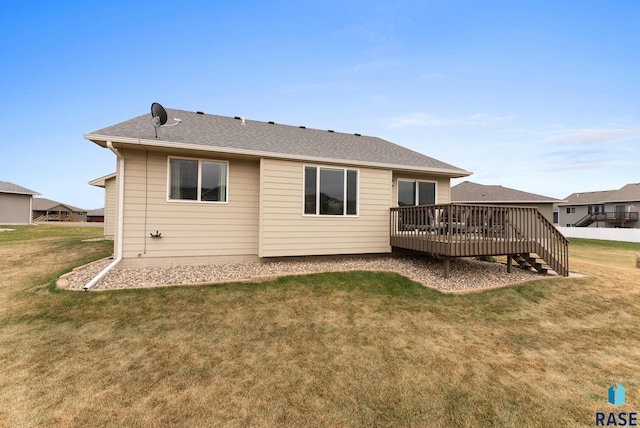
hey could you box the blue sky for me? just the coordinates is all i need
[1,0,638,209]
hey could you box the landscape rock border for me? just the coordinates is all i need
[58,255,559,294]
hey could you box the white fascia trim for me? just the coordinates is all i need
[84,134,473,178]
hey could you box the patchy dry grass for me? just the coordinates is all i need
[1,228,640,427]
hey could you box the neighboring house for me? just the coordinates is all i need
[89,173,116,238]
[451,181,563,224]
[557,183,640,228]
[85,107,472,268]
[87,208,105,223]
[0,180,39,224]
[32,198,88,222]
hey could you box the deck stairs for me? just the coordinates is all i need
[574,214,596,227]
[513,253,554,275]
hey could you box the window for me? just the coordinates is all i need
[588,204,603,215]
[615,205,629,220]
[566,207,575,214]
[169,158,228,202]
[304,166,358,216]
[397,180,436,206]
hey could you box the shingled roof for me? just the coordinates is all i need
[561,183,640,205]
[451,181,562,203]
[85,108,470,177]
[0,180,38,195]
[32,198,86,213]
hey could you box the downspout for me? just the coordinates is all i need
[83,141,125,290]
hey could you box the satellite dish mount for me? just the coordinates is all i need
[150,102,182,138]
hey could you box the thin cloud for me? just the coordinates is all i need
[419,72,452,80]
[334,59,396,75]
[550,127,640,145]
[385,112,512,129]
[277,82,331,94]
[537,145,640,172]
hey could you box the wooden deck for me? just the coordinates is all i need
[390,204,569,277]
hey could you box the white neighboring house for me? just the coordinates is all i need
[0,180,39,224]
[557,183,640,228]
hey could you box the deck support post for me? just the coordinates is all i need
[443,257,450,279]
[506,255,512,273]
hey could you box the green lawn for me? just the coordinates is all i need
[1,226,639,427]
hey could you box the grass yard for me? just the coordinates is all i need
[1,226,640,427]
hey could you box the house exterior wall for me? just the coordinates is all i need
[113,149,459,266]
[532,203,554,224]
[0,192,32,224]
[503,203,554,224]
[118,149,260,267]
[104,176,116,238]
[259,158,392,257]
[557,205,589,227]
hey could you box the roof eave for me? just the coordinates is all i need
[454,199,562,204]
[85,134,473,178]
[558,199,638,206]
[1,190,38,196]
[88,172,117,188]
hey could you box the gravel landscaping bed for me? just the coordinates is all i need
[60,255,543,293]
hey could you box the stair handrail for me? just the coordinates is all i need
[534,210,569,276]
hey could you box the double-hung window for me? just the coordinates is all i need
[304,166,358,216]
[168,157,228,202]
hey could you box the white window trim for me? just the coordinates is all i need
[166,156,229,204]
[396,178,438,206]
[302,164,360,217]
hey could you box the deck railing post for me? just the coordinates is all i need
[447,204,452,244]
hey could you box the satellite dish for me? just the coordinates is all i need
[150,102,182,138]
[151,102,168,126]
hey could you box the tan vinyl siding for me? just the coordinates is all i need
[104,176,116,238]
[260,159,391,257]
[534,204,553,224]
[391,172,451,206]
[0,193,32,224]
[119,149,259,266]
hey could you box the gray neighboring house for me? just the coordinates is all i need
[0,180,39,224]
[451,181,563,224]
[32,198,88,222]
[87,208,105,222]
[557,183,640,228]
